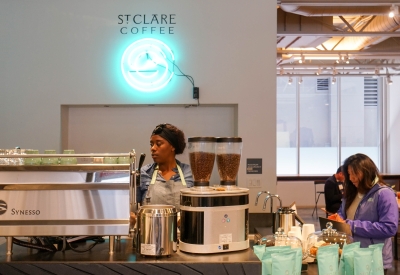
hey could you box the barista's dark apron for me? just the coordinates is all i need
[145,164,186,210]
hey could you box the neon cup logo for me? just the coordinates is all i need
[121,38,175,91]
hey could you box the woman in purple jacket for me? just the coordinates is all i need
[337,153,398,272]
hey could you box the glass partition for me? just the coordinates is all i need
[277,76,381,175]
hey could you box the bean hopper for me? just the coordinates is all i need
[179,137,249,254]
[215,137,242,186]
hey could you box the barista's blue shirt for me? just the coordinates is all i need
[137,159,194,203]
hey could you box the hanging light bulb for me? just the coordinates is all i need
[316,67,321,76]
[389,4,398,18]
[331,77,336,84]
[288,77,293,85]
[344,54,350,64]
[374,68,379,75]
[299,54,305,64]
[279,67,284,76]
[387,75,393,85]
[335,54,340,64]
[298,77,303,84]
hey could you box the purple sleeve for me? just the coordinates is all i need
[346,189,398,239]
[337,200,346,219]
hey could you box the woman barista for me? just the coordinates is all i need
[138,123,193,205]
[131,123,193,225]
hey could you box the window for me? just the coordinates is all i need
[277,76,381,175]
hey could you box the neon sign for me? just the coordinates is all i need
[121,38,174,92]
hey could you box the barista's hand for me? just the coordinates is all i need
[327,213,345,223]
[130,212,137,227]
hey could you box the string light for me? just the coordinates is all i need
[298,77,303,84]
[332,77,336,84]
[288,76,293,85]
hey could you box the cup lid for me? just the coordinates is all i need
[216,137,242,142]
[188,137,217,142]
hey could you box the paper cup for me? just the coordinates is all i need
[301,224,315,245]
[290,226,302,240]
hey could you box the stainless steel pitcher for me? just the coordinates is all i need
[136,205,177,256]
[273,207,304,233]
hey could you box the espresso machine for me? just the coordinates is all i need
[179,137,249,254]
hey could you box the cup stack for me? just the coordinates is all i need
[301,224,315,247]
[290,225,303,241]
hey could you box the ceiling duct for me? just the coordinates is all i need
[277,0,400,65]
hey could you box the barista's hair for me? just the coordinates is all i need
[165,124,186,155]
[151,123,186,155]
[342,153,384,212]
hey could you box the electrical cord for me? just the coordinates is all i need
[12,237,57,252]
[66,236,104,253]
[169,60,200,106]
[12,236,105,253]
[147,54,199,106]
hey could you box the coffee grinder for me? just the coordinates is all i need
[179,137,249,254]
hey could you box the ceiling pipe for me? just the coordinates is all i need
[277,0,400,8]
[278,63,400,68]
[276,74,399,77]
[279,6,390,16]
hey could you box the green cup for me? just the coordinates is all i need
[41,150,58,165]
[104,157,118,164]
[117,156,130,164]
[25,149,41,165]
[60,149,77,165]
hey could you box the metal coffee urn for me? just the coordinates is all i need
[179,137,249,254]
[136,205,177,256]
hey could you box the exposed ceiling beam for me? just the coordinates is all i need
[277,0,400,6]
[277,63,400,68]
[338,16,356,32]
[277,32,400,37]
[277,50,400,55]
[276,74,398,77]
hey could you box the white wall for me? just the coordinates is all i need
[66,105,236,184]
[0,0,276,212]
